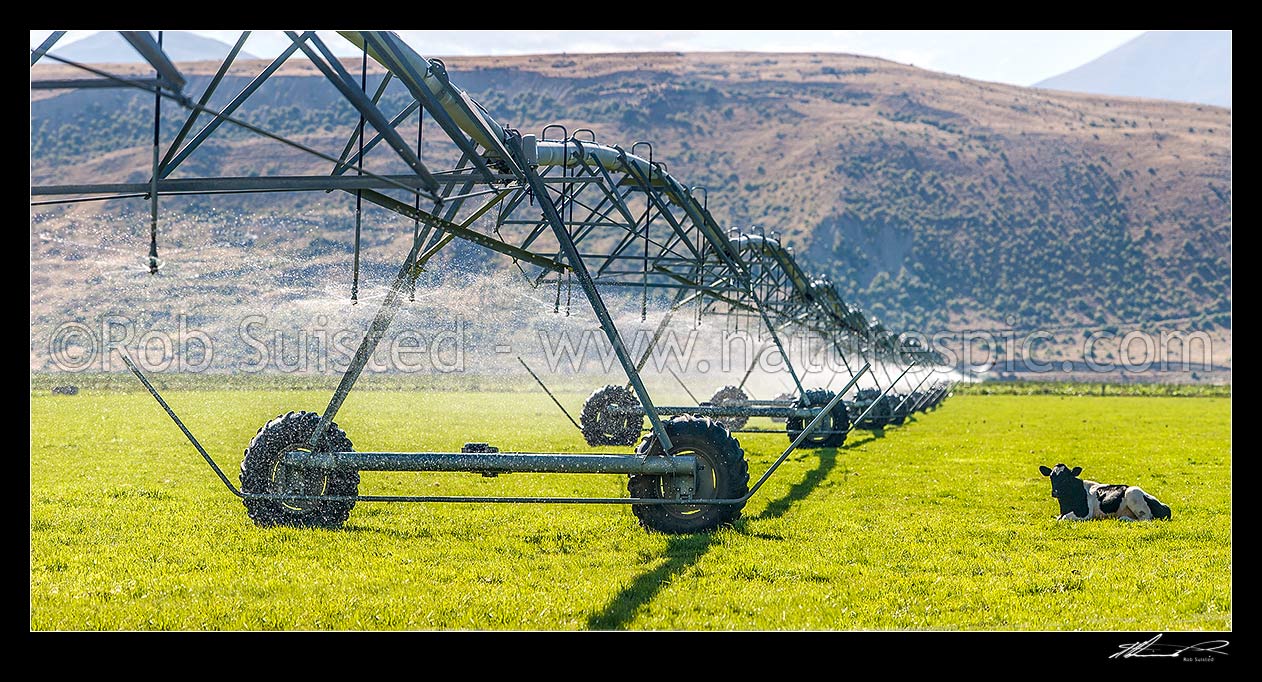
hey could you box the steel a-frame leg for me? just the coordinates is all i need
[305,231,429,449]
[507,135,675,449]
[894,369,936,413]
[304,194,506,449]
[622,162,807,399]
[626,284,696,388]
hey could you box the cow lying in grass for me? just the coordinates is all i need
[1038,463,1172,521]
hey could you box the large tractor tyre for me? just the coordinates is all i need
[708,385,750,431]
[853,388,893,429]
[580,385,642,446]
[786,388,849,448]
[628,416,749,534]
[850,388,877,415]
[870,394,895,428]
[890,394,908,426]
[240,411,359,529]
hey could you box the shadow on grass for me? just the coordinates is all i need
[586,533,717,629]
[586,431,876,629]
[755,432,874,521]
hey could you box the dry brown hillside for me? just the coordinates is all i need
[31,52,1231,375]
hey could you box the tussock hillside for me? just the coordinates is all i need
[31,52,1231,371]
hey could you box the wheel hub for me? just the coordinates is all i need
[269,447,330,513]
[660,449,718,519]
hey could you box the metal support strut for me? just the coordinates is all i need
[123,348,867,507]
[36,31,959,527]
[506,132,674,451]
[147,31,162,274]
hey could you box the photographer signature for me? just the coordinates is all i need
[1110,634,1229,660]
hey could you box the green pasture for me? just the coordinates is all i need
[30,382,1230,630]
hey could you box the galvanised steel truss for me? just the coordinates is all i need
[31,31,956,533]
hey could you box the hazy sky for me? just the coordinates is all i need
[30,30,1146,86]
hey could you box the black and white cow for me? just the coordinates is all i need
[1038,463,1171,521]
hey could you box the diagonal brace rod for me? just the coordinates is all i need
[289,31,439,196]
[507,134,673,450]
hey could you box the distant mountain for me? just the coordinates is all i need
[50,31,258,64]
[1035,31,1231,107]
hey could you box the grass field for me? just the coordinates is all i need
[30,384,1231,630]
[953,381,1231,397]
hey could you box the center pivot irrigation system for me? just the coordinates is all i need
[32,31,957,533]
